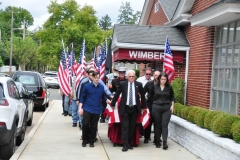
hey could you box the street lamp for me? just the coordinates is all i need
[9,7,25,75]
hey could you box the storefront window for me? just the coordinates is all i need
[230,93,237,114]
[211,20,240,115]
[236,21,240,42]
[222,24,228,44]
[229,22,235,43]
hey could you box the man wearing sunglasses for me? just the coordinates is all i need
[136,67,153,138]
[109,67,127,95]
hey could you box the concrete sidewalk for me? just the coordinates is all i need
[11,100,199,160]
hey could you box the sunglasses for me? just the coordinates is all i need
[146,74,151,76]
[129,76,135,78]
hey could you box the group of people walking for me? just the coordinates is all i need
[59,66,175,152]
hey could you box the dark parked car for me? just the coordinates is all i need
[12,71,50,111]
[15,82,35,126]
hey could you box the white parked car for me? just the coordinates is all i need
[42,71,59,89]
[0,77,27,160]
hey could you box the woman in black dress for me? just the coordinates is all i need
[149,72,174,149]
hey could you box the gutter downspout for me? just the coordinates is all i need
[184,49,190,105]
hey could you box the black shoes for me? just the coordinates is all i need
[73,123,77,127]
[63,112,68,116]
[90,143,94,147]
[69,114,72,116]
[163,141,168,150]
[128,144,133,150]
[82,141,87,147]
[144,139,149,143]
[99,119,105,123]
[122,145,128,152]
[155,142,161,148]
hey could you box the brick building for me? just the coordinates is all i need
[111,0,240,115]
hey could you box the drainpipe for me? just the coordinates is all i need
[184,49,190,105]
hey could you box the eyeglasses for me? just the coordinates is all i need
[129,76,135,78]
[146,74,151,76]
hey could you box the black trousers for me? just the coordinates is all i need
[62,95,65,113]
[82,110,99,143]
[152,103,171,143]
[121,106,138,146]
[100,100,107,120]
[144,102,154,139]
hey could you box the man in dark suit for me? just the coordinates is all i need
[109,67,127,94]
[110,70,146,152]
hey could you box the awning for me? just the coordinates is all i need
[113,49,185,64]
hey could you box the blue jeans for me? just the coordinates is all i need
[71,100,82,125]
[64,96,71,114]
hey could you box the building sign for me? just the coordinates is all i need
[113,48,185,63]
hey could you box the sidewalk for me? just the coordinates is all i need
[11,100,199,160]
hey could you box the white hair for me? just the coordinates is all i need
[127,69,135,76]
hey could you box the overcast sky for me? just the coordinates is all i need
[0,0,145,31]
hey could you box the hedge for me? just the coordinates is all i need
[232,121,240,143]
[212,114,240,138]
[171,78,185,104]
[204,110,224,130]
[173,104,240,143]
[194,108,209,128]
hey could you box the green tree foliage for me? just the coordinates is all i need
[36,0,105,63]
[117,2,141,24]
[0,56,3,67]
[6,36,38,70]
[0,6,34,42]
[98,14,112,31]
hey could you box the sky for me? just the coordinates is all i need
[0,0,145,31]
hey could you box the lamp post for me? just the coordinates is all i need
[9,7,26,75]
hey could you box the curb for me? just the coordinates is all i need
[10,101,55,160]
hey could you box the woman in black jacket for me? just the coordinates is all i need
[149,72,174,149]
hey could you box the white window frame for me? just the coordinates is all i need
[155,2,159,13]
[211,19,240,115]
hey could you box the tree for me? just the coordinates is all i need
[36,0,105,65]
[0,6,34,41]
[0,56,3,67]
[98,14,112,31]
[117,2,141,24]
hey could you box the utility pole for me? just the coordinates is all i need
[9,7,13,75]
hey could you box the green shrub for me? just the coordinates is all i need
[133,69,139,79]
[204,110,224,130]
[187,107,201,123]
[181,107,194,120]
[174,103,186,117]
[194,109,209,128]
[212,114,240,138]
[232,121,240,143]
[171,78,185,104]
[0,56,4,67]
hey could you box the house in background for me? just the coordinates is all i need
[111,0,240,115]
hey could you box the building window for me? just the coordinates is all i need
[155,2,159,13]
[211,19,240,114]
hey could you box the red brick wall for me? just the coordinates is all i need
[185,25,215,108]
[147,0,168,25]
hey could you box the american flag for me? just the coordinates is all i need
[163,37,175,83]
[99,40,107,80]
[57,45,71,96]
[70,44,77,75]
[89,47,98,70]
[75,39,86,89]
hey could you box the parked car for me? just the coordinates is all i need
[12,71,50,111]
[0,73,10,77]
[15,82,35,126]
[0,77,27,160]
[42,71,59,89]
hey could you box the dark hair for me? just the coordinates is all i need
[92,71,99,77]
[88,70,95,75]
[157,72,170,87]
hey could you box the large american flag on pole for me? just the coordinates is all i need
[57,41,71,96]
[163,37,175,83]
[75,39,86,89]
[99,40,107,80]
